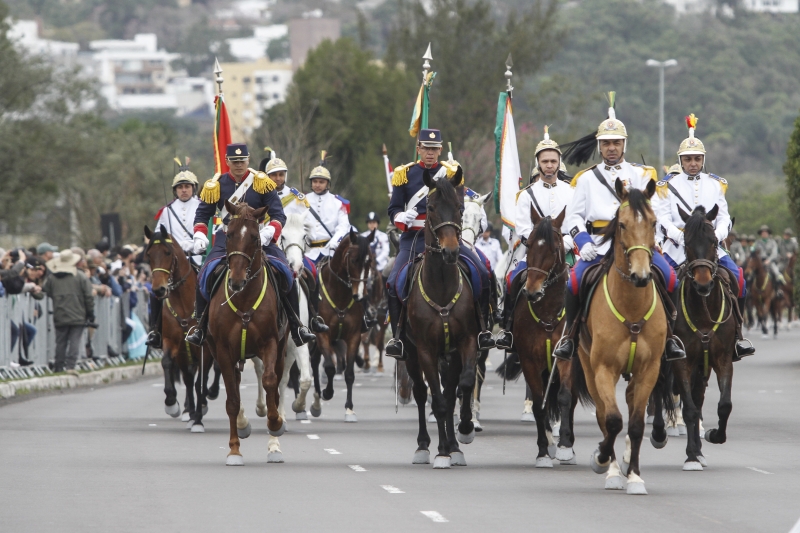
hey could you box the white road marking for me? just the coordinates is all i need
[151,383,160,387]
[307,434,320,440]
[758,390,766,393]
[300,420,311,424]
[148,424,157,427]
[747,467,774,475]
[381,485,404,494]
[355,383,362,387]
[348,465,367,472]
[420,511,448,523]
[324,449,341,455]
[789,516,800,533]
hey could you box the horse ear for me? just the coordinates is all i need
[614,178,627,200]
[730,216,735,229]
[644,178,656,200]
[530,204,542,226]
[143,225,152,239]
[479,191,493,206]
[224,199,237,215]
[450,166,464,187]
[251,206,269,220]
[707,204,719,221]
[368,228,376,243]
[553,207,566,229]
[678,206,690,223]
[159,224,169,236]
[350,227,359,244]
[422,168,433,189]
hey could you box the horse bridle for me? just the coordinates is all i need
[226,214,263,287]
[326,247,371,290]
[683,219,720,282]
[149,241,190,299]
[425,220,463,254]
[526,226,567,292]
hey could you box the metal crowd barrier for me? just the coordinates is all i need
[0,290,152,373]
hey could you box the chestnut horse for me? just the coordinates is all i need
[144,225,220,431]
[745,250,780,338]
[207,200,288,466]
[403,167,479,469]
[312,228,375,422]
[672,205,738,471]
[509,206,578,467]
[576,179,668,495]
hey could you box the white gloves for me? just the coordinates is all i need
[179,239,194,253]
[259,224,276,246]
[579,242,598,262]
[192,232,209,255]
[714,227,728,243]
[667,226,685,246]
[563,234,574,253]
[394,209,417,227]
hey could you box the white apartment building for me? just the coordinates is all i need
[663,0,798,12]
[6,19,79,66]
[226,24,288,62]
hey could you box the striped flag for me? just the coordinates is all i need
[408,71,435,139]
[493,92,522,242]
[213,95,232,175]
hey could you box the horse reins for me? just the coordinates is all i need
[319,246,370,341]
[603,273,658,375]
[680,278,728,378]
[224,266,269,361]
[416,263,464,355]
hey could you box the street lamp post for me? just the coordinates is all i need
[646,58,678,173]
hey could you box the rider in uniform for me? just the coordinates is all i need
[303,154,352,265]
[554,96,686,362]
[495,127,574,349]
[363,212,390,275]
[778,227,798,274]
[754,225,786,296]
[146,161,202,348]
[652,114,754,359]
[385,128,495,360]
[185,143,315,347]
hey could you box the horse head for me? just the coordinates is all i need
[225,200,268,292]
[462,190,492,245]
[281,212,313,274]
[423,166,463,265]
[606,178,657,288]
[144,224,177,299]
[524,206,566,303]
[679,204,719,296]
[331,227,374,302]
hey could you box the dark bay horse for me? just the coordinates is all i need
[360,262,388,374]
[745,250,780,338]
[508,206,578,467]
[672,205,738,471]
[144,225,220,431]
[312,228,375,422]
[403,167,479,469]
[207,200,288,466]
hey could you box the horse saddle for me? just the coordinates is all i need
[396,257,481,303]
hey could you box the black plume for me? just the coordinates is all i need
[560,131,597,166]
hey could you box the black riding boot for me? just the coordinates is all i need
[477,287,496,350]
[553,289,580,361]
[186,285,207,346]
[662,288,687,361]
[385,295,406,360]
[285,285,315,347]
[305,279,328,333]
[495,288,515,350]
[734,295,755,361]
[489,271,502,325]
[146,292,163,348]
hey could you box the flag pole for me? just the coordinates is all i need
[382,144,393,198]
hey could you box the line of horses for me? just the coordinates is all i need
[144,173,750,496]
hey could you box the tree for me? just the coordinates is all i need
[785,111,800,311]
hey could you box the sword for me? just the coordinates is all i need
[394,362,399,413]
[542,359,557,410]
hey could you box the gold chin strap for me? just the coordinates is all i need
[602,273,658,374]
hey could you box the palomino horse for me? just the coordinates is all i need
[207,200,288,466]
[672,205,738,471]
[312,228,376,422]
[745,250,781,338]
[403,167,479,469]
[509,207,578,467]
[576,179,669,495]
[144,225,220,431]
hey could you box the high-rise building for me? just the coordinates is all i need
[219,58,292,138]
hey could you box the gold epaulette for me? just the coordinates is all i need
[391,162,416,187]
[249,168,277,194]
[655,178,670,199]
[200,173,221,204]
[570,165,596,188]
[708,173,728,195]
[440,160,460,179]
[516,182,534,201]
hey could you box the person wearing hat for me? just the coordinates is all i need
[36,242,58,262]
[363,212,390,273]
[653,113,753,359]
[728,229,746,268]
[187,142,315,347]
[42,249,95,374]
[303,152,352,264]
[496,127,575,349]
[385,128,496,359]
[778,227,798,272]
[754,224,785,294]
[556,93,685,362]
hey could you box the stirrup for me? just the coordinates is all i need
[292,326,316,347]
[385,338,406,361]
[553,338,574,361]
[146,331,162,349]
[310,315,329,333]
[186,326,205,347]
[478,330,495,350]
[664,337,687,362]
[495,330,513,350]
[733,338,755,361]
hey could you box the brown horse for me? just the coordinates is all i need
[509,206,578,467]
[360,263,388,375]
[207,200,288,466]
[672,205,738,471]
[312,228,375,422]
[403,167,479,469]
[576,179,668,495]
[745,250,781,338]
[144,225,219,431]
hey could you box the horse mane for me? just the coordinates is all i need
[355,231,370,262]
[530,216,556,250]
[284,212,312,238]
[430,174,461,210]
[599,188,652,246]
[683,205,714,244]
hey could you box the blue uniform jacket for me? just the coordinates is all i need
[194,172,286,231]
[387,162,435,225]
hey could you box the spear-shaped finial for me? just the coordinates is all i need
[382,143,388,156]
[422,43,433,83]
[214,57,224,96]
[505,53,514,96]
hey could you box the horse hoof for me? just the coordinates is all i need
[399,395,412,406]
[683,461,703,471]
[413,449,430,464]
[590,449,610,474]
[552,424,560,438]
[457,429,475,445]
[237,423,252,439]
[165,402,181,418]
[605,475,625,490]
[190,423,205,433]
[548,444,557,459]
[256,406,268,418]
[520,413,535,423]
[473,418,483,432]
[535,456,553,468]
[626,479,647,495]
[559,455,577,466]
[181,411,191,422]
[555,447,575,462]
[310,405,322,418]
[226,454,244,466]
[344,409,358,423]
[291,400,305,414]
[269,421,287,437]
[697,455,708,467]
[185,420,195,429]
[267,451,284,463]
[650,433,668,449]
[433,455,451,469]
[321,389,334,401]
[296,411,308,421]
[427,412,436,423]
[646,415,654,425]
[678,424,687,436]
[450,451,467,466]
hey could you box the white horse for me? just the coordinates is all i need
[233,212,316,463]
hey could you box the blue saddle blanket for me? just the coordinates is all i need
[395,256,482,302]
[199,256,293,302]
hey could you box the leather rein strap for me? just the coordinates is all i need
[417,266,464,355]
[224,266,269,361]
[602,273,658,374]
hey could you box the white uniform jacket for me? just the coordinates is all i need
[305,191,351,261]
[652,172,731,265]
[515,179,574,252]
[362,229,390,272]
[157,196,201,253]
[475,237,503,269]
[565,161,657,255]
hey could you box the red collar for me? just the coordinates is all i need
[228,170,250,184]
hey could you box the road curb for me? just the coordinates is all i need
[0,362,163,399]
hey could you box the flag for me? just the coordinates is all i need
[383,151,394,194]
[213,95,232,175]
[493,92,522,242]
[408,72,435,139]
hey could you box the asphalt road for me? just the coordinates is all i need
[2,328,800,533]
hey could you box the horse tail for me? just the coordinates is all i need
[494,352,522,381]
[570,354,595,408]
[654,359,676,424]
